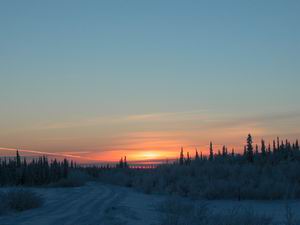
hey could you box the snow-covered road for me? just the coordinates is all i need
[0,183,161,225]
[0,183,299,225]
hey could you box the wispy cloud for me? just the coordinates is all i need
[33,109,300,132]
[2,110,299,162]
[33,109,208,130]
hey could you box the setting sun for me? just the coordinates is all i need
[138,151,161,160]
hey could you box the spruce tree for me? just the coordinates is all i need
[179,147,184,165]
[261,139,266,157]
[246,134,254,163]
[124,156,128,168]
[63,158,68,178]
[15,150,22,185]
[295,139,299,151]
[222,145,227,157]
[243,146,247,156]
[255,144,259,155]
[267,143,271,155]
[186,152,191,165]
[273,140,276,152]
[16,150,21,168]
[195,148,199,161]
[209,142,214,161]
[119,157,124,168]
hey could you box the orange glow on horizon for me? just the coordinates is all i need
[2,109,289,163]
[1,126,295,163]
[87,148,179,162]
[138,151,161,159]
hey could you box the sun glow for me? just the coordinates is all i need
[138,151,161,159]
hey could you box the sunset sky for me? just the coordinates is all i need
[1,1,300,163]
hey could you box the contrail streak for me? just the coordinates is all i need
[0,147,97,161]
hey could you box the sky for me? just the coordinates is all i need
[0,0,300,163]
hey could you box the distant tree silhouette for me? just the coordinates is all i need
[246,134,254,163]
[255,144,259,155]
[16,150,21,168]
[231,148,235,157]
[209,142,214,161]
[243,146,247,156]
[179,147,184,165]
[118,157,124,168]
[63,158,68,178]
[267,143,271,155]
[273,140,277,153]
[222,146,226,157]
[124,156,128,168]
[261,139,266,157]
[195,148,199,161]
[185,152,191,165]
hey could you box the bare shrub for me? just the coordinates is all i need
[0,189,43,212]
[50,170,91,187]
[212,207,273,225]
[158,198,272,225]
[158,197,195,225]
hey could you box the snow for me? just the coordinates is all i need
[0,183,299,225]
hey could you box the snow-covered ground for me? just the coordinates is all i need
[0,183,299,225]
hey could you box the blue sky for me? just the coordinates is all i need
[0,0,299,161]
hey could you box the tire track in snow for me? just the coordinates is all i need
[0,183,126,225]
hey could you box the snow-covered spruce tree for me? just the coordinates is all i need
[246,134,254,163]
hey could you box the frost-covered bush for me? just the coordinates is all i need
[0,189,43,213]
[210,208,273,225]
[50,170,91,187]
[158,198,272,225]
[158,197,195,225]
[98,159,300,200]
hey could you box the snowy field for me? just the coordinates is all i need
[0,182,299,225]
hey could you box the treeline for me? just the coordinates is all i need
[0,151,78,186]
[0,150,129,186]
[98,134,300,200]
[2,134,300,200]
[178,134,300,165]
